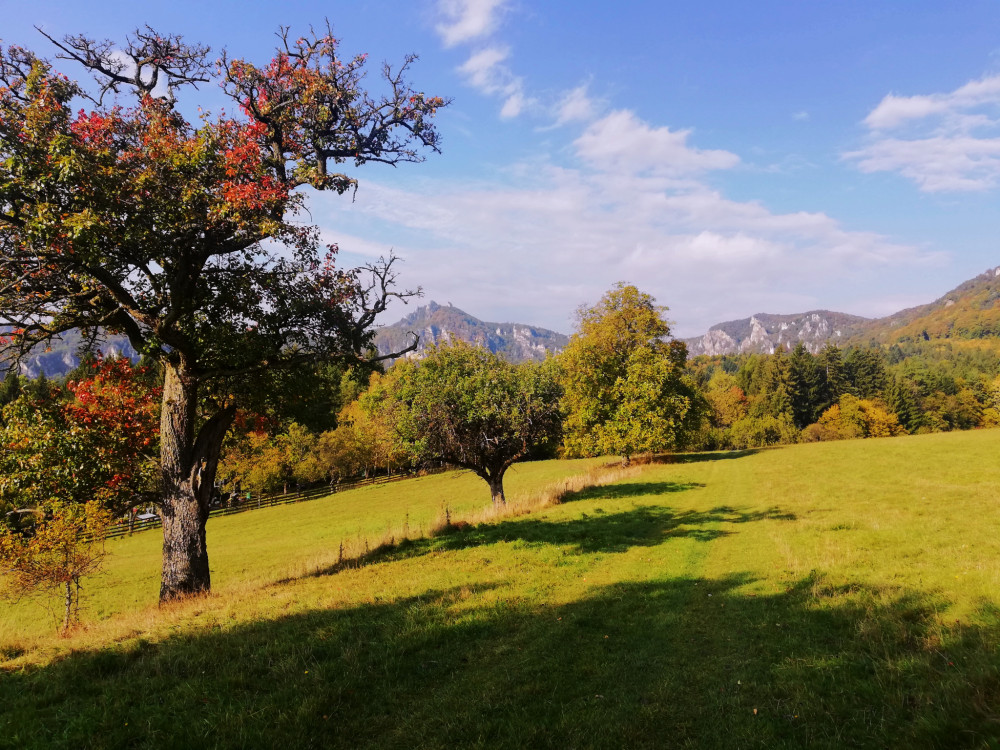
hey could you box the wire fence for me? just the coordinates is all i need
[104,467,449,540]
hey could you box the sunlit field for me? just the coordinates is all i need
[4,431,1000,748]
[0,457,607,642]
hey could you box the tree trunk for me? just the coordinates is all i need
[158,363,235,602]
[63,579,72,634]
[488,472,507,507]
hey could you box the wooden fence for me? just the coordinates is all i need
[104,468,447,540]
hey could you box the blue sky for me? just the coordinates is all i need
[5,1,1000,336]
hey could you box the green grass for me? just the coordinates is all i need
[0,456,607,642]
[4,432,1000,748]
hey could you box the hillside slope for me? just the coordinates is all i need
[5,432,1000,747]
[686,266,1000,355]
[857,267,1000,344]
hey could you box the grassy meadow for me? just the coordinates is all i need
[0,457,608,642]
[3,431,1000,747]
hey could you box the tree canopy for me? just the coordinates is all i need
[368,343,563,506]
[0,357,160,522]
[560,283,703,463]
[0,26,446,600]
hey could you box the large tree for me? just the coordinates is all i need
[0,26,445,600]
[368,343,563,506]
[560,283,703,464]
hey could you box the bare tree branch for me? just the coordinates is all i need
[36,25,211,104]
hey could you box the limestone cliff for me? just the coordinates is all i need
[684,311,871,355]
[374,301,568,364]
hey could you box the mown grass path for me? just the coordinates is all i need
[3,432,1000,748]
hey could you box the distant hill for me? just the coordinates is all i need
[859,267,1000,344]
[3,301,566,379]
[685,266,1000,356]
[11,268,1000,377]
[374,301,569,364]
[4,329,137,379]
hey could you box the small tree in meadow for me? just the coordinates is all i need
[0,500,111,633]
[370,343,563,506]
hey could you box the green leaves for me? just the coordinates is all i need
[0,358,159,524]
[370,343,563,501]
[560,283,702,461]
[0,27,443,599]
[0,29,443,383]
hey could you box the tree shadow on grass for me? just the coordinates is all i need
[653,448,766,464]
[4,573,1000,749]
[433,505,728,554]
[561,480,706,503]
[419,503,798,556]
[315,500,798,577]
[302,480,797,578]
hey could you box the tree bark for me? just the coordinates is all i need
[63,580,72,634]
[158,363,235,602]
[488,472,507,507]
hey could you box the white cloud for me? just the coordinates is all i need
[317,230,395,260]
[456,46,509,90]
[456,46,531,117]
[864,75,1000,130]
[864,93,950,131]
[436,0,508,47]
[313,108,938,336]
[439,2,595,124]
[499,90,526,119]
[792,110,809,122]
[574,110,740,176]
[847,135,1000,192]
[551,84,601,126]
[848,72,1000,191]
[437,0,603,126]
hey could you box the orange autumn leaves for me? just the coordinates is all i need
[0,358,160,516]
[0,358,158,631]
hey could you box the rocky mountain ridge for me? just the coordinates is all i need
[373,301,568,364]
[685,310,871,356]
[6,329,138,379]
[684,266,1000,356]
[8,267,1000,377]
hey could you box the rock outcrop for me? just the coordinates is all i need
[685,310,870,355]
[374,301,568,364]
